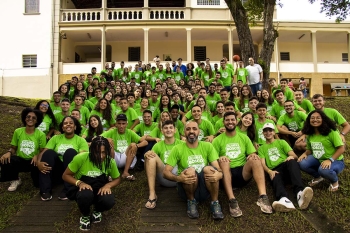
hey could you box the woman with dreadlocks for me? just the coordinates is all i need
[63,136,121,231]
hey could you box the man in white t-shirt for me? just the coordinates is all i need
[246,57,263,96]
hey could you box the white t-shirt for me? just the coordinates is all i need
[246,64,262,85]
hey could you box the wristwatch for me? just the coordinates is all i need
[329,158,335,163]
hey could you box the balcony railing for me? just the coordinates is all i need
[107,9,143,20]
[149,9,185,20]
[61,9,102,22]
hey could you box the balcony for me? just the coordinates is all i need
[61,9,102,22]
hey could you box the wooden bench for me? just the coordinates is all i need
[330,83,350,96]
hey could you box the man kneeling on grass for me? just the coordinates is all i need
[144,120,183,209]
[163,121,224,220]
[258,123,313,212]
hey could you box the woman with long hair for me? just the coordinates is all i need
[152,94,172,122]
[90,98,115,131]
[298,110,345,192]
[0,108,45,191]
[72,81,85,101]
[236,112,258,149]
[229,85,240,102]
[165,66,173,79]
[135,97,150,123]
[82,115,104,145]
[63,136,120,231]
[58,84,70,100]
[259,89,276,113]
[237,84,253,113]
[86,85,95,100]
[201,64,214,88]
[34,100,57,140]
[184,91,196,113]
[183,95,211,123]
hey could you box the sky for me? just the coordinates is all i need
[276,0,343,21]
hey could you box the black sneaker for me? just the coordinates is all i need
[58,191,68,201]
[211,200,224,220]
[80,216,91,231]
[91,211,102,223]
[41,193,52,201]
[187,199,199,219]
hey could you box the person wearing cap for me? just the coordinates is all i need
[213,112,273,217]
[258,122,313,212]
[101,113,148,180]
[173,58,187,76]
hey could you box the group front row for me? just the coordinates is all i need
[0,108,345,231]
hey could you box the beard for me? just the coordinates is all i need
[225,125,236,133]
[186,133,198,144]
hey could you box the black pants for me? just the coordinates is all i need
[76,189,115,216]
[39,148,77,194]
[0,156,39,187]
[271,160,304,200]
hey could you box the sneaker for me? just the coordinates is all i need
[41,193,52,201]
[80,216,91,231]
[211,201,224,220]
[229,198,242,217]
[272,197,296,212]
[8,178,22,191]
[58,191,68,201]
[297,187,313,210]
[91,211,102,223]
[256,195,273,214]
[187,199,199,219]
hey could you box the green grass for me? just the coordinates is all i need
[0,96,349,232]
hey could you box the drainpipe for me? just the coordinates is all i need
[50,0,56,97]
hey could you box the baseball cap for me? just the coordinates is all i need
[116,114,127,121]
[140,80,146,84]
[262,123,275,130]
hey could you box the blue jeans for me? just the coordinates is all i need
[249,82,261,96]
[299,155,345,183]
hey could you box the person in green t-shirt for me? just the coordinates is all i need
[82,115,104,146]
[144,120,183,209]
[62,136,121,231]
[0,108,46,192]
[270,90,305,122]
[163,121,224,220]
[298,110,345,192]
[37,116,89,201]
[212,112,272,217]
[101,114,148,181]
[50,91,62,115]
[255,103,279,146]
[54,98,71,131]
[119,98,139,129]
[219,60,235,88]
[90,98,116,131]
[236,61,248,84]
[188,105,215,142]
[258,123,313,212]
[35,100,57,140]
[294,90,314,114]
[133,110,158,138]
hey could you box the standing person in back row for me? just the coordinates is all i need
[246,57,262,96]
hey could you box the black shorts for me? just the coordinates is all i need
[231,166,251,188]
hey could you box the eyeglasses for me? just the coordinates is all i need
[26,115,37,120]
[40,103,49,108]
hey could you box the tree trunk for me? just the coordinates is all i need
[259,0,278,89]
[225,0,255,67]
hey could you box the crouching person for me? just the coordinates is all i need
[62,136,121,231]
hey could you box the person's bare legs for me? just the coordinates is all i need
[145,156,164,208]
[242,159,267,195]
[181,167,198,200]
[219,159,235,199]
[122,145,136,178]
[203,166,220,201]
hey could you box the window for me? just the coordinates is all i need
[128,47,140,61]
[25,0,39,13]
[197,0,220,5]
[23,55,37,68]
[280,52,290,61]
[194,46,207,61]
[342,53,348,62]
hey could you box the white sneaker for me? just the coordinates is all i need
[297,187,313,210]
[272,197,295,212]
[8,178,22,192]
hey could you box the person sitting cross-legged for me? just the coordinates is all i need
[163,121,224,220]
[258,123,313,212]
[144,120,183,209]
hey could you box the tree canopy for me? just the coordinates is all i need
[309,0,350,22]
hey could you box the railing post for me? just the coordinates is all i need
[101,0,107,20]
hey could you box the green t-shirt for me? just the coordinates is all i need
[71,100,95,112]
[277,111,307,132]
[152,139,184,163]
[236,68,248,84]
[148,73,159,89]
[235,99,250,113]
[211,115,223,127]
[11,127,46,160]
[50,103,62,115]
[258,139,292,169]
[206,94,221,112]
[201,72,215,87]
[156,70,166,81]
[173,72,184,84]
[219,68,234,86]
[121,108,139,129]
[54,112,70,129]
[46,134,89,161]
[132,71,143,83]
[197,119,215,141]
[298,99,315,114]
[306,130,344,162]
[149,100,160,114]
[255,119,278,145]
[133,122,157,136]
[214,118,224,132]
[174,119,184,136]
[323,108,347,126]
[166,141,219,174]
[213,132,256,168]
[111,104,122,116]
[37,115,53,135]
[101,129,140,153]
[70,106,90,126]
[90,110,116,131]
[68,152,120,180]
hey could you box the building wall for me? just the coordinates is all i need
[317,43,348,63]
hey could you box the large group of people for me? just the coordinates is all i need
[0,56,348,231]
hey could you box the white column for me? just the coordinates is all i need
[311,31,318,72]
[144,28,149,62]
[347,32,350,63]
[101,26,106,70]
[228,28,233,63]
[186,28,192,63]
[144,0,148,7]
[101,0,107,20]
[274,37,280,82]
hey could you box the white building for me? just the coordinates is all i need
[0,0,349,98]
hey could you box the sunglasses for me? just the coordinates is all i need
[40,103,49,108]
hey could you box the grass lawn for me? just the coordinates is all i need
[0,96,349,232]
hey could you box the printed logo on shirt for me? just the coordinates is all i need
[238,70,245,76]
[288,121,299,132]
[187,155,205,173]
[204,75,209,81]
[222,71,228,79]
[163,150,171,163]
[280,109,286,117]
[144,130,151,136]
[150,106,156,113]
[258,128,266,141]
[310,142,325,159]
[57,144,74,155]
[20,140,35,156]
[87,170,102,178]
[53,110,61,114]
[267,147,280,161]
[117,140,128,153]
[37,122,46,132]
[225,143,241,159]
[198,129,205,141]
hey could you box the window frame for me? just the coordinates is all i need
[22,55,37,68]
